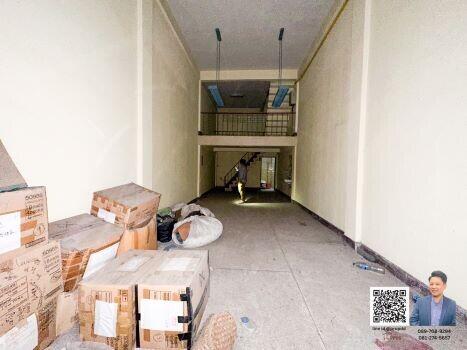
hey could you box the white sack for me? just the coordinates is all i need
[171,202,186,212]
[172,215,223,248]
[180,204,215,220]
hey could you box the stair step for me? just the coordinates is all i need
[268,95,292,101]
[269,83,294,88]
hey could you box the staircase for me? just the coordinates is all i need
[265,82,295,135]
[266,82,295,112]
[223,152,260,191]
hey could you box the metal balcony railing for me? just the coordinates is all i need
[200,112,295,136]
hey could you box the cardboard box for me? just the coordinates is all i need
[49,214,125,291]
[139,285,209,350]
[0,297,58,350]
[78,251,148,350]
[137,250,210,350]
[0,140,27,193]
[36,296,58,349]
[78,250,209,350]
[0,241,63,336]
[0,186,48,255]
[91,183,161,229]
[117,218,157,256]
[56,290,79,337]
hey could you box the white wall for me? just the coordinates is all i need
[151,1,199,207]
[295,1,353,230]
[0,1,137,221]
[362,0,467,307]
[0,0,202,219]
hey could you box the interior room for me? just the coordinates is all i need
[0,0,466,349]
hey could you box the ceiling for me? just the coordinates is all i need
[166,0,336,70]
[203,81,270,109]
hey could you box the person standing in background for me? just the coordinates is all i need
[236,159,248,202]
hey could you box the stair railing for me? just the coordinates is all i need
[223,152,259,187]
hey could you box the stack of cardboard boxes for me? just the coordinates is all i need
[78,249,209,350]
[49,213,125,338]
[0,141,63,349]
[50,183,161,338]
[0,141,209,349]
[49,214,125,292]
[91,183,160,256]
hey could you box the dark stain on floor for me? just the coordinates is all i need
[375,331,433,350]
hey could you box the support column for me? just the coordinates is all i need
[136,0,153,188]
[345,0,372,243]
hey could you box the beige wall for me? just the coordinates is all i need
[199,146,215,195]
[151,1,199,207]
[0,1,137,221]
[215,152,261,188]
[277,147,294,197]
[295,0,353,230]
[297,0,467,307]
[362,0,467,307]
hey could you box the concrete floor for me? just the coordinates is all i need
[51,190,467,350]
[196,190,467,350]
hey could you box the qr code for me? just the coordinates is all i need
[370,287,409,326]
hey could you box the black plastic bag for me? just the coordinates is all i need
[156,214,176,242]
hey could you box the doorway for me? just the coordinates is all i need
[261,157,276,190]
